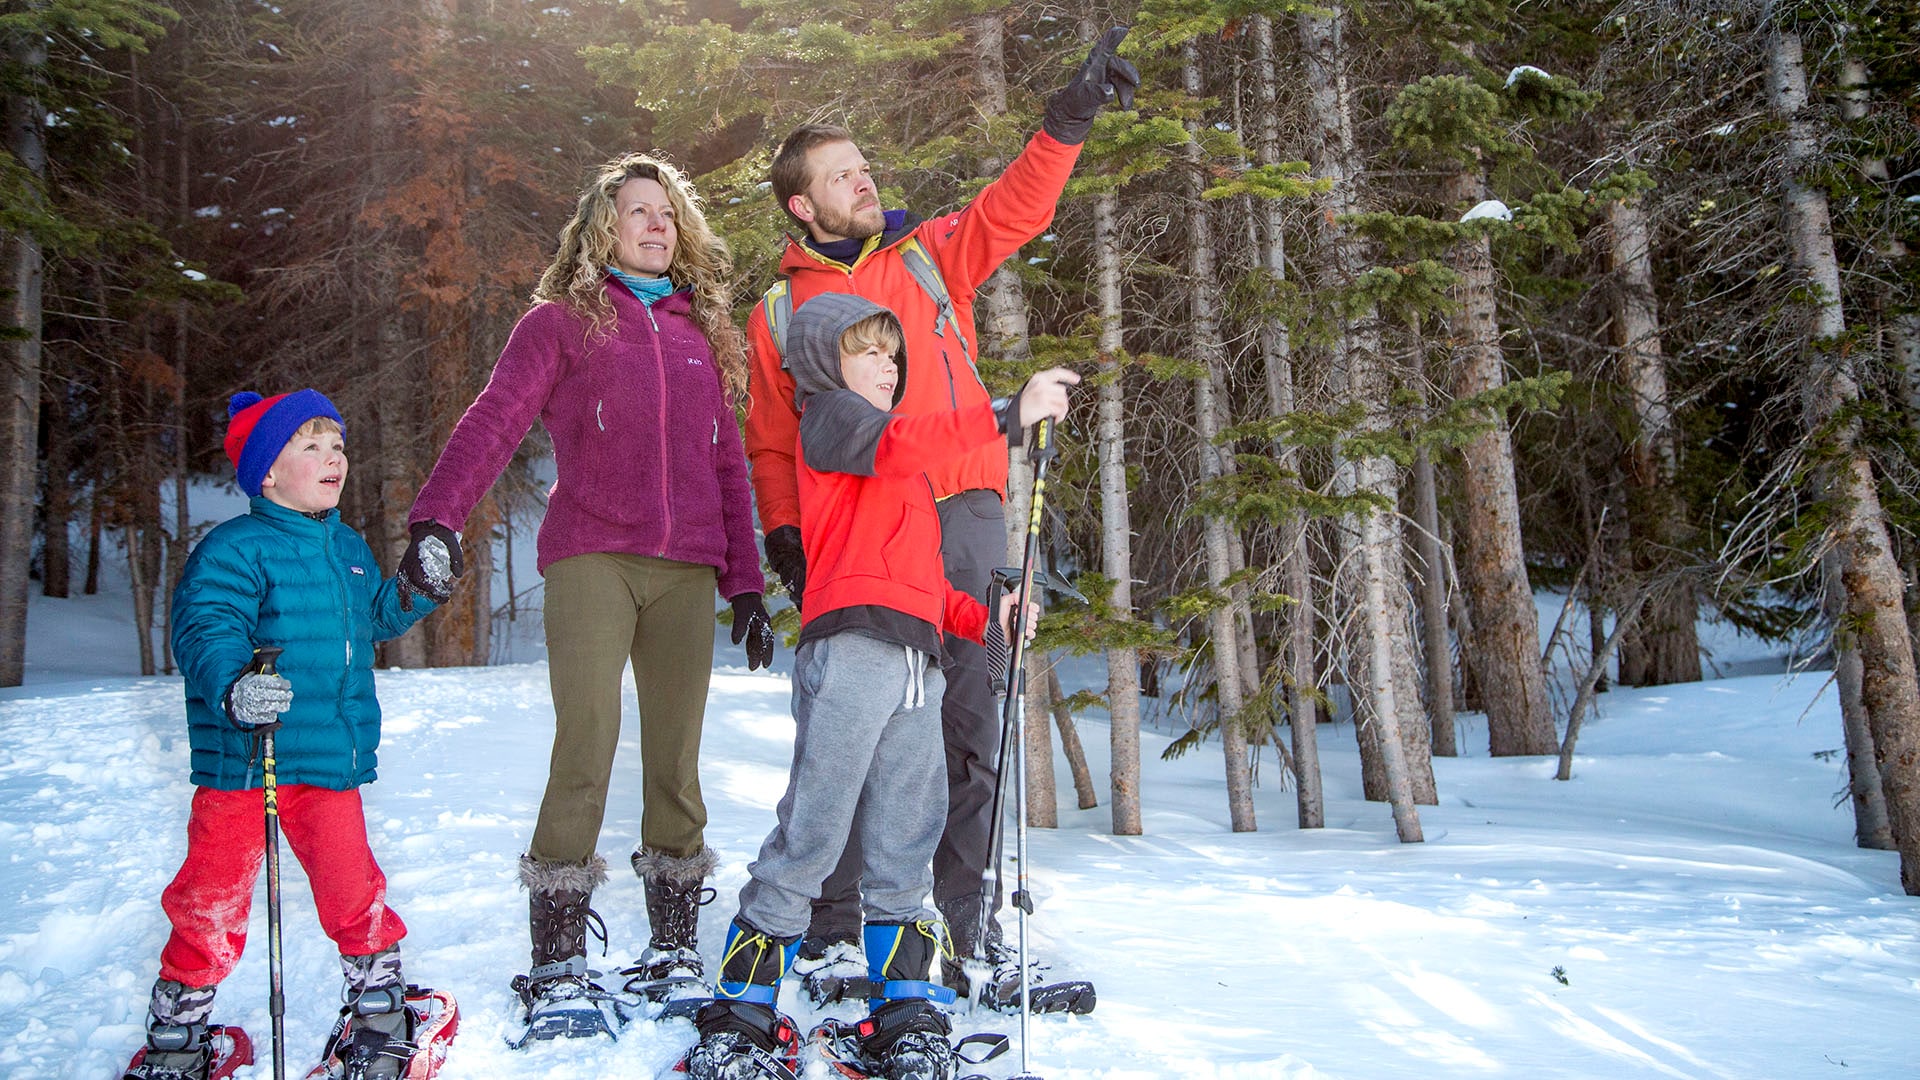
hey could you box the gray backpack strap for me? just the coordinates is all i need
[896,236,973,371]
[761,278,794,367]
[763,238,969,374]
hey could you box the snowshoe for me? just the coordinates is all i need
[946,950,1095,1016]
[627,855,719,1020]
[306,985,458,1080]
[122,1024,252,1080]
[664,999,803,1080]
[507,969,629,1048]
[792,939,868,1007]
[809,1005,1008,1080]
[621,945,712,1020]
[971,968,1095,1016]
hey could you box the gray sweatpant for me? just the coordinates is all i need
[735,631,948,939]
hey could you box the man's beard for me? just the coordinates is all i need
[814,200,885,241]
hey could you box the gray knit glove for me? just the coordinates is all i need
[226,672,293,728]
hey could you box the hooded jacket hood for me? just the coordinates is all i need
[787,292,906,410]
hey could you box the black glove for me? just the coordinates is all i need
[398,520,463,611]
[764,525,807,612]
[1043,26,1140,145]
[730,593,776,671]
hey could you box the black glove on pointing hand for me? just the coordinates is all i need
[398,520,463,611]
[1043,26,1140,145]
[764,525,807,612]
[731,592,776,671]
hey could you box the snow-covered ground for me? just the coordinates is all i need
[5,491,1918,1078]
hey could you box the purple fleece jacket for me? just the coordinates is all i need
[410,280,764,600]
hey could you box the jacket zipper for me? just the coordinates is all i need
[940,348,958,408]
[327,524,356,776]
[647,302,673,555]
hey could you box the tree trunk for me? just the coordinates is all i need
[1588,601,1610,692]
[1251,13,1324,826]
[1839,54,1920,670]
[1769,20,1920,893]
[164,133,191,677]
[1046,667,1097,810]
[432,491,497,667]
[1606,193,1700,686]
[1093,189,1145,836]
[369,57,426,668]
[1024,651,1057,829]
[1829,551,1893,848]
[85,483,102,596]
[1412,445,1456,755]
[1557,590,1648,781]
[41,377,70,598]
[1446,514,1481,713]
[1185,42,1255,833]
[0,28,48,687]
[110,372,157,677]
[1299,6,1422,841]
[974,12,1033,570]
[1445,161,1556,756]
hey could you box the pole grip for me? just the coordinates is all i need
[248,641,288,1080]
[247,645,284,677]
[1029,417,1056,465]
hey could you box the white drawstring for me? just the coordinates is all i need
[902,646,928,710]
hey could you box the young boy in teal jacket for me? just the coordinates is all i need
[126,389,451,1080]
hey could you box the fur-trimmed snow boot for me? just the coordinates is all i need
[623,845,718,1004]
[509,855,625,1046]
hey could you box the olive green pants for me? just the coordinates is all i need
[529,552,717,865]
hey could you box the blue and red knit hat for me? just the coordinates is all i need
[224,389,346,497]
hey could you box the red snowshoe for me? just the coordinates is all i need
[305,986,458,1080]
[122,1025,253,1080]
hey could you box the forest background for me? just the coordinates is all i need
[4,1,1919,889]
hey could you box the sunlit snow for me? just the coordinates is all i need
[4,484,1918,1078]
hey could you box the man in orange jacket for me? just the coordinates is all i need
[743,28,1137,1006]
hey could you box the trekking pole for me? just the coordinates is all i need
[1004,419,1056,1079]
[969,652,1019,1007]
[973,556,1085,1014]
[246,645,288,1080]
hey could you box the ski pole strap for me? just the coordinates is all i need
[984,618,1009,695]
[956,1032,1011,1064]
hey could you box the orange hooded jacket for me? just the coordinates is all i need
[744,130,1081,533]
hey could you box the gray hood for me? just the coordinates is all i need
[788,292,905,410]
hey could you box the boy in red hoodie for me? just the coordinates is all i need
[685,293,1075,1080]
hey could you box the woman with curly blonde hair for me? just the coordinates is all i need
[403,152,775,1044]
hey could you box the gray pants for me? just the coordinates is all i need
[736,632,948,939]
[808,490,1004,942]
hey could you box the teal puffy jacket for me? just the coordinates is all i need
[171,497,436,791]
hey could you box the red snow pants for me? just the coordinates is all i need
[157,785,406,987]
